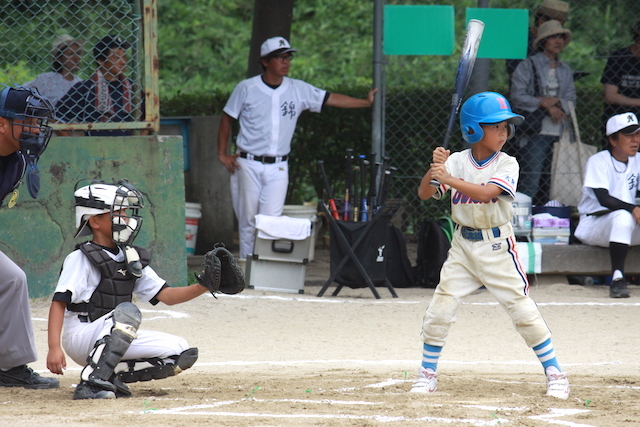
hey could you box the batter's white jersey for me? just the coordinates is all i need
[435,149,519,229]
[577,150,640,215]
[223,75,327,156]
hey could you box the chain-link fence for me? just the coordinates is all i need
[0,0,157,134]
[383,0,640,234]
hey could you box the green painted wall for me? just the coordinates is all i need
[0,135,186,299]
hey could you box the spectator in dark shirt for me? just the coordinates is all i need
[601,20,640,127]
[57,35,146,136]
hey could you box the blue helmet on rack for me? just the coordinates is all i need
[459,92,524,144]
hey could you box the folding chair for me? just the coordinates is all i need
[317,201,398,299]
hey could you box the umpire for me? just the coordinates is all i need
[0,86,59,389]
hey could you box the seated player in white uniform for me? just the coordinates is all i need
[574,112,640,298]
[414,92,570,399]
[46,180,211,400]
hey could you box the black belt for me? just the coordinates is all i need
[458,225,501,241]
[78,315,89,323]
[239,152,288,164]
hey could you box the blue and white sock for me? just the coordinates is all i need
[533,338,561,374]
[421,343,442,372]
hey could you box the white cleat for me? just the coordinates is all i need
[546,371,570,399]
[410,368,437,393]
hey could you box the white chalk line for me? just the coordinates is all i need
[30,297,640,323]
[135,397,591,426]
[215,292,640,307]
[195,358,640,369]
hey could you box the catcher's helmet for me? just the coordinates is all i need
[459,92,524,144]
[74,179,144,245]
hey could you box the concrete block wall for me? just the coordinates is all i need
[0,135,186,298]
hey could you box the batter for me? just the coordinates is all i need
[217,36,377,259]
[47,180,209,400]
[413,92,569,399]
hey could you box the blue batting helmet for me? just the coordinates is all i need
[459,92,524,144]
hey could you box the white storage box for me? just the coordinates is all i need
[282,205,319,261]
[246,258,306,294]
[253,236,312,264]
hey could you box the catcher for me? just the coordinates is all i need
[46,179,244,400]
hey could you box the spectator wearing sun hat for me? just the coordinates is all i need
[510,19,576,205]
[506,0,570,78]
[24,34,85,106]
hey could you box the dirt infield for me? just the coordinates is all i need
[3,248,640,426]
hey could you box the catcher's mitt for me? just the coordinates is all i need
[197,243,245,296]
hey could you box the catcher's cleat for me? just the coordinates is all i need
[410,368,437,393]
[546,371,570,400]
[116,348,198,384]
[73,380,116,400]
[610,278,630,298]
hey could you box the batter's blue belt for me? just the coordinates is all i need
[239,152,288,163]
[457,224,501,241]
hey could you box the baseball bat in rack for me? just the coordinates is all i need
[343,148,354,221]
[317,160,340,220]
[430,19,485,187]
[352,166,360,222]
[359,155,368,221]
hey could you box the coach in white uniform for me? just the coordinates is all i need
[217,37,377,259]
[575,112,640,298]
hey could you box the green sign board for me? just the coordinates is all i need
[384,5,455,55]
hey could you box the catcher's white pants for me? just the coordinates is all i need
[61,309,189,367]
[231,157,289,259]
[421,226,551,348]
[575,210,640,247]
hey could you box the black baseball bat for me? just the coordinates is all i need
[430,19,485,187]
[317,160,340,220]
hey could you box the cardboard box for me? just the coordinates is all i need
[246,258,306,294]
[532,227,570,245]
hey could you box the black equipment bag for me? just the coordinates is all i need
[413,218,451,288]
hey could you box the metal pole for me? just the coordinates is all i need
[468,0,490,96]
[372,0,384,161]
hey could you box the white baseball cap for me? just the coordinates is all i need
[606,112,640,136]
[260,37,297,57]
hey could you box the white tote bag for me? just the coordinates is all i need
[549,102,597,207]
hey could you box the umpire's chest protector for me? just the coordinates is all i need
[79,243,151,322]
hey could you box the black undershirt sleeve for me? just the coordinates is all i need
[592,188,636,213]
[322,92,330,106]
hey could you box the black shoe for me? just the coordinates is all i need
[610,278,631,298]
[73,380,116,400]
[0,365,59,389]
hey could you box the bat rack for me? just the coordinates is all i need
[316,200,399,299]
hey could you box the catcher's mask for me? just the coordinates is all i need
[74,179,144,246]
[0,85,55,198]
